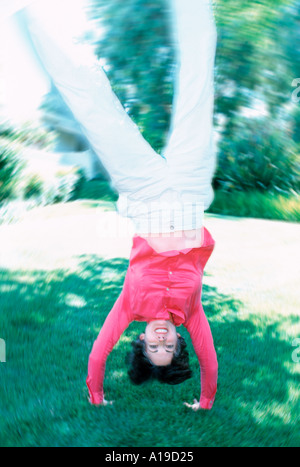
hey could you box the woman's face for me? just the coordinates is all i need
[140,320,180,366]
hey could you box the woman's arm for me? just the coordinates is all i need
[86,284,133,405]
[184,301,218,410]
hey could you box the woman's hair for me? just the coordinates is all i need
[126,335,192,385]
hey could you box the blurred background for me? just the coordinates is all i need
[0,0,299,449]
[0,0,299,223]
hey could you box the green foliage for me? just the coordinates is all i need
[87,0,300,198]
[88,0,175,154]
[0,145,22,203]
[209,190,300,222]
[0,121,56,150]
[214,115,300,193]
[69,168,88,200]
[0,121,58,205]
[214,0,298,121]
[72,177,118,202]
[23,175,44,200]
[88,0,299,140]
[43,168,87,205]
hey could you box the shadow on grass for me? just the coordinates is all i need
[0,256,299,447]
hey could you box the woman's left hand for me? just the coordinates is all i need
[183,399,202,411]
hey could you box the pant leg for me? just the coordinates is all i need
[163,0,218,211]
[22,0,167,199]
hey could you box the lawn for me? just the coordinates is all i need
[0,200,299,447]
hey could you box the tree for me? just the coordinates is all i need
[0,122,55,203]
[86,0,300,192]
[0,143,22,203]
[87,0,175,154]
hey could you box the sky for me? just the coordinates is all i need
[0,0,92,123]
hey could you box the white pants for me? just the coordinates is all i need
[2,0,218,233]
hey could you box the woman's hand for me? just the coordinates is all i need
[183,399,202,411]
[88,396,114,407]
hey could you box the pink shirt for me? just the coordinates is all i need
[86,227,218,410]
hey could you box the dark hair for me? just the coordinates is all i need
[126,335,192,385]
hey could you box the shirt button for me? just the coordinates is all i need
[170,225,174,230]
[166,287,170,291]
[169,271,172,275]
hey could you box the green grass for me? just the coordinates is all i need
[0,199,299,447]
[209,190,300,222]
